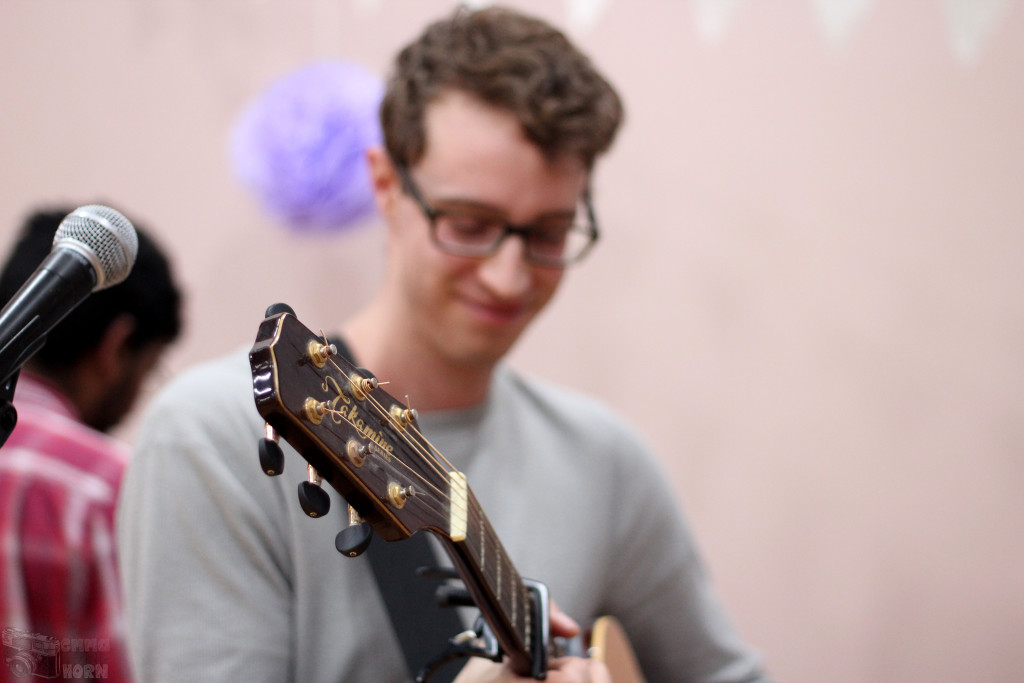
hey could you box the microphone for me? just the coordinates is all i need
[0,205,139,385]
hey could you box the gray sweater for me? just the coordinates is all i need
[117,347,768,682]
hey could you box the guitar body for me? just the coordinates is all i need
[588,617,646,683]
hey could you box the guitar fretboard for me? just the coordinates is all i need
[458,492,533,653]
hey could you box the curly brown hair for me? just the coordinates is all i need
[380,5,623,170]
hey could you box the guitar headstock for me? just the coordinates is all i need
[249,307,466,544]
[249,307,543,678]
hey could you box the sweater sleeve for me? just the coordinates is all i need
[481,369,774,683]
[116,352,295,682]
[599,429,773,683]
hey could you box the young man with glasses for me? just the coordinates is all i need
[118,7,771,683]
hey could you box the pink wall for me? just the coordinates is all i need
[2,2,1022,681]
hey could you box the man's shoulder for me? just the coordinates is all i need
[138,346,256,435]
[498,366,616,413]
[4,378,129,482]
[495,366,642,442]
[1,416,126,504]
[155,346,252,402]
[489,367,672,501]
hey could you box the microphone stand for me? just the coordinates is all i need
[0,369,19,449]
[0,334,47,449]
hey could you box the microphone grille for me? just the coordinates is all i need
[54,205,139,290]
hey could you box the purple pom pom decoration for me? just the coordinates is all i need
[231,61,384,233]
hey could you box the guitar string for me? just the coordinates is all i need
[323,358,523,562]
[320,355,525,579]
[320,357,462,516]
[315,335,459,493]
[317,402,457,521]
[349,376,533,633]
[307,401,530,642]
[313,338,483,532]
[318,397,521,595]
[348,391,523,587]
[320,356,531,629]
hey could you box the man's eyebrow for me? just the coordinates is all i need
[432,197,578,222]
[430,197,502,213]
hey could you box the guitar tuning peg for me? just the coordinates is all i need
[335,505,373,557]
[258,423,285,476]
[264,302,295,318]
[298,464,330,518]
[390,396,418,430]
[307,339,337,368]
[347,368,380,401]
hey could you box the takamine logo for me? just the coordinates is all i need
[321,376,395,457]
[1,628,109,679]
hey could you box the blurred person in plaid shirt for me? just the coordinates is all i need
[0,205,181,681]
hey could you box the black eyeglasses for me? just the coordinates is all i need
[396,165,599,268]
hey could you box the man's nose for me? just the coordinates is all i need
[477,234,532,297]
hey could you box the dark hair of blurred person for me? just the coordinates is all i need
[0,206,183,431]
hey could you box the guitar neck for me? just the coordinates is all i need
[441,489,537,675]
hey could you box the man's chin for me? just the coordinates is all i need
[453,331,521,368]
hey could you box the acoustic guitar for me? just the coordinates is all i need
[249,307,644,682]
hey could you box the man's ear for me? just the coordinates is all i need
[366,145,401,218]
[94,314,137,377]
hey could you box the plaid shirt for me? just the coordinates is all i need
[0,372,132,681]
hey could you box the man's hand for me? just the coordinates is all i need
[454,655,612,683]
